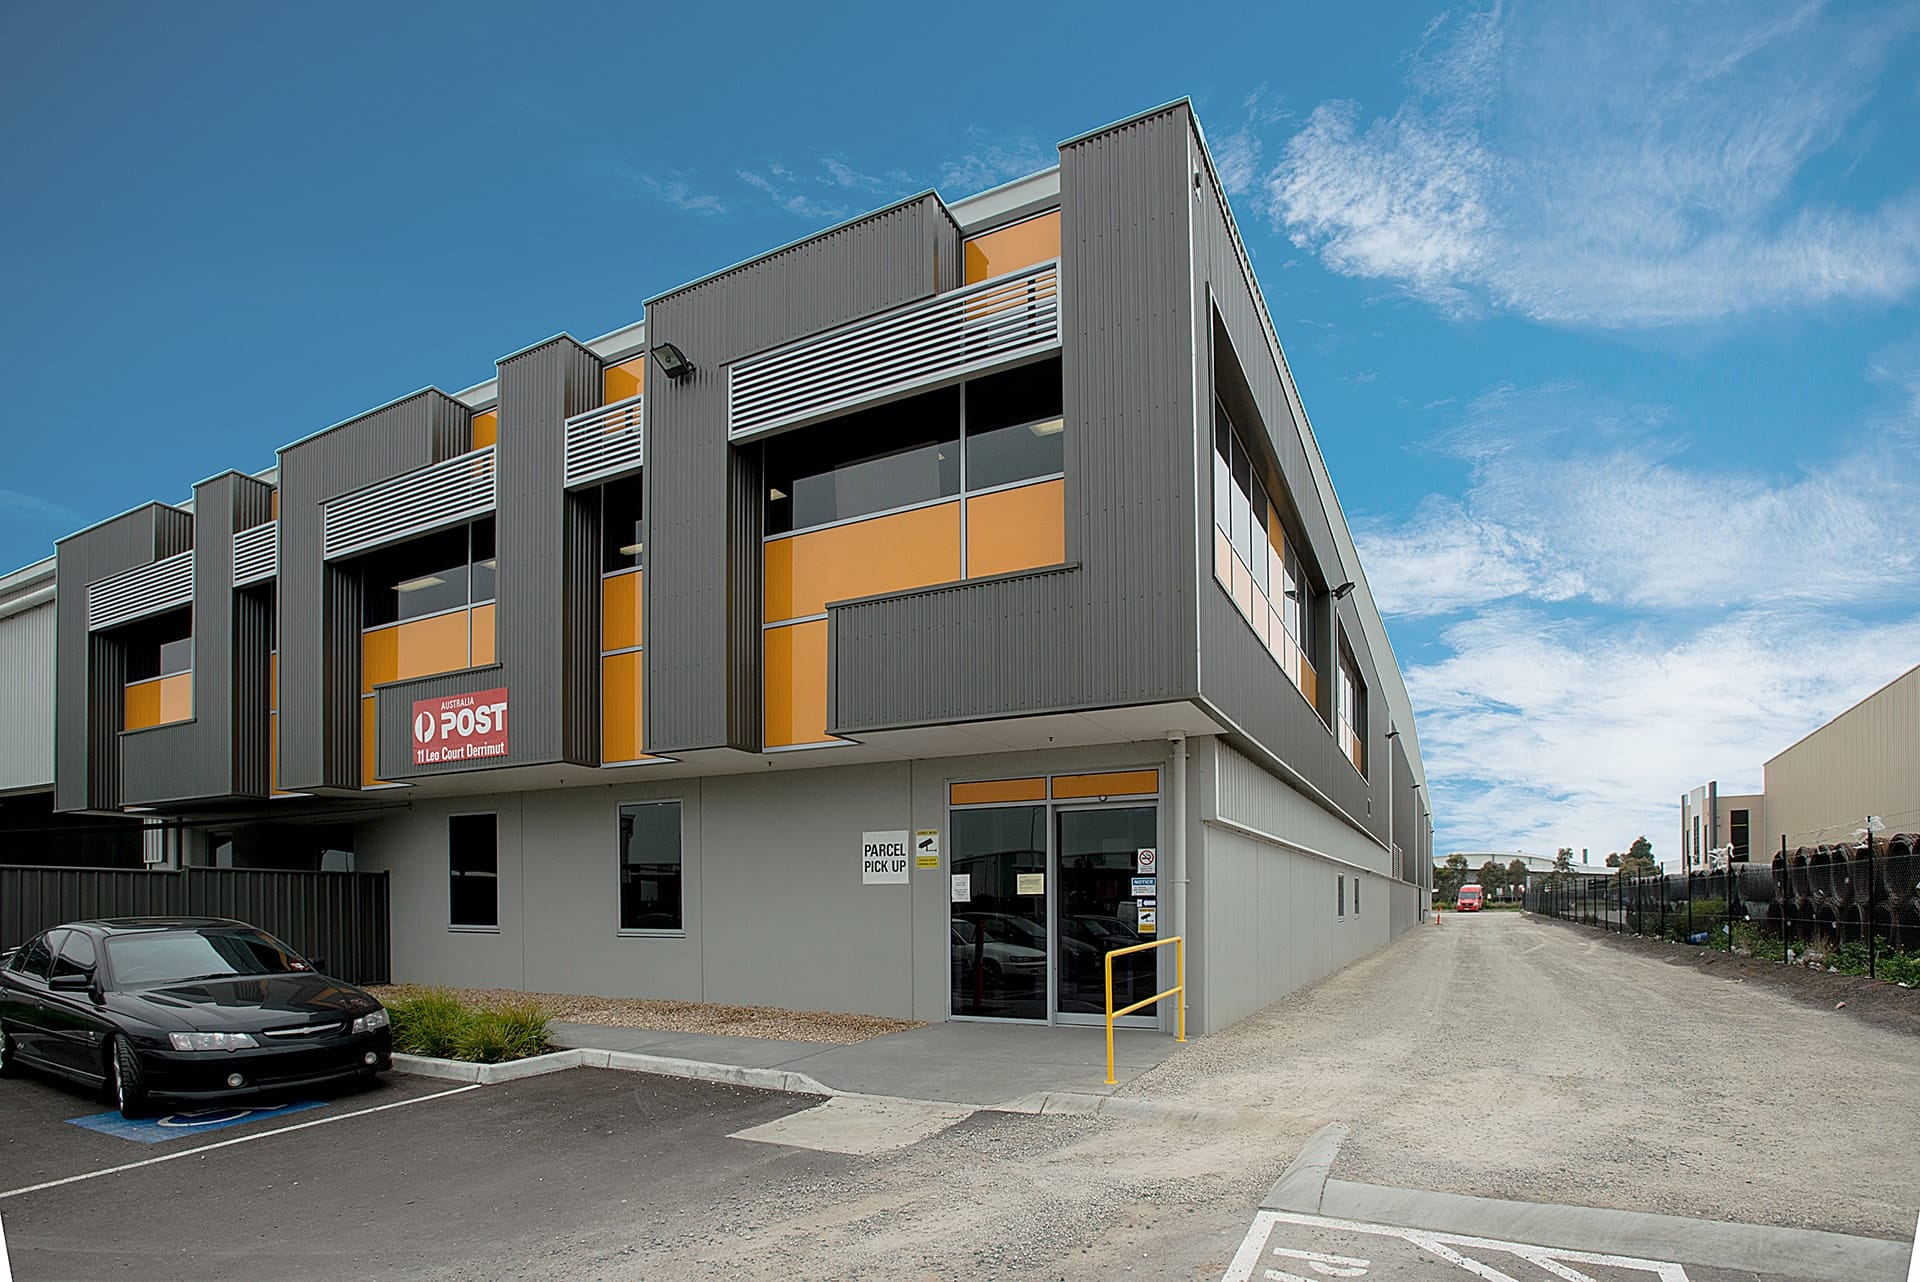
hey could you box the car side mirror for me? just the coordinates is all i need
[49,972,92,993]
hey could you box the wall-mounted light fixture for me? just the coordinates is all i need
[652,342,694,381]
[1331,581,1356,600]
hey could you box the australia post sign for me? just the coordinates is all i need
[411,688,509,766]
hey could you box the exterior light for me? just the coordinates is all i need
[394,574,446,593]
[1027,418,1064,437]
[652,343,694,381]
[1331,581,1356,600]
[768,487,788,501]
[618,542,644,557]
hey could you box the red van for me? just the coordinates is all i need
[1456,884,1483,912]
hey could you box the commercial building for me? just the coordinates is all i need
[1678,784,1764,870]
[0,102,1432,1036]
[1679,663,1918,866]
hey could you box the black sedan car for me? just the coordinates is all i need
[0,917,391,1118]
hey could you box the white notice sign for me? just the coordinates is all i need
[915,829,941,869]
[862,830,910,884]
[1136,848,1157,873]
[951,874,971,903]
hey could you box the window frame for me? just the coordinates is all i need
[1336,875,1346,918]
[447,810,500,932]
[616,798,686,937]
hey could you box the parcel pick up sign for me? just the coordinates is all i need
[862,830,910,884]
[412,689,509,766]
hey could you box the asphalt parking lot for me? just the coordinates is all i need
[0,1066,843,1281]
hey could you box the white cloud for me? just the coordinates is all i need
[1367,363,1920,858]
[1413,607,1920,859]
[737,167,850,221]
[939,134,1052,195]
[1357,383,1920,617]
[0,490,80,527]
[1267,2,1920,326]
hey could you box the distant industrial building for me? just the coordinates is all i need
[1682,663,1919,866]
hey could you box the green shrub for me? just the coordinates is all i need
[452,1000,550,1064]
[387,989,551,1062]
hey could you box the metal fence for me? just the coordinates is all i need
[1523,835,1920,980]
[0,864,390,984]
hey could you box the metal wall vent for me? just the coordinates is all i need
[88,550,194,631]
[321,447,497,561]
[563,394,645,489]
[232,522,278,586]
[727,262,1061,441]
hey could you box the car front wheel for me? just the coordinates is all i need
[108,1037,152,1119]
[0,1026,16,1077]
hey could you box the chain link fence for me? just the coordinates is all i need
[1523,834,1920,982]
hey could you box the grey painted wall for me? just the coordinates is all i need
[357,741,1181,1022]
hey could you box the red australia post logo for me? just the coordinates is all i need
[411,688,509,765]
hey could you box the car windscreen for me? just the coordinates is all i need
[104,929,306,987]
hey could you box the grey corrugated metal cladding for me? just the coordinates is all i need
[643,194,960,754]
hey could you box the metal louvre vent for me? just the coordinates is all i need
[728,262,1060,441]
[563,393,645,489]
[322,446,496,561]
[232,522,278,585]
[88,550,194,631]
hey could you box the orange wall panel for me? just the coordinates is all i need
[471,604,496,667]
[963,211,1061,284]
[124,673,193,730]
[363,610,472,692]
[764,619,831,748]
[601,650,644,762]
[950,778,1047,806]
[966,479,1065,579]
[361,697,384,787]
[1051,769,1158,800]
[764,502,960,622]
[603,356,646,403]
[269,653,278,714]
[471,411,498,450]
[602,570,644,652]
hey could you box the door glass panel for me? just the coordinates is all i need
[1057,807,1157,1017]
[949,805,1047,1020]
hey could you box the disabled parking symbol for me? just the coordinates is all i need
[68,1099,323,1144]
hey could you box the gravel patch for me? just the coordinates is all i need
[367,984,922,1045]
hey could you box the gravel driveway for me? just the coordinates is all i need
[1125,910,1920,1239]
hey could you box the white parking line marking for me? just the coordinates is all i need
[0,1209,13,1282]
[0,1084,482,1202]
[1908,1213,1919,1282]
[1222,1210,1692,1282]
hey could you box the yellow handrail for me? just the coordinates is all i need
[1103,935,1185,1084]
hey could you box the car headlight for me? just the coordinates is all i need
[352,1009,390,1035]
[168,1031,261,1052]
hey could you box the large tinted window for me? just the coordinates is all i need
[964,358,1064,491]
[449,813,499,928]
[602,475,645,572]
[618,801,683,931]
[360,525,473,626]
[122,607,194,682]
[765,387,959,534]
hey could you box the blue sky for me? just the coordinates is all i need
[4,2,1918,859]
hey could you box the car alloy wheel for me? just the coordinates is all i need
[0,1028,12,1076]
[108,1036,151,1119]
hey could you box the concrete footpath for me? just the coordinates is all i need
[543,1017,1183,1109]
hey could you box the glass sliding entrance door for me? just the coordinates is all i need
[1055,805,1159,1025]
[949,805,1049,1020]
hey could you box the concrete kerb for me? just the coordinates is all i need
[390,1049,1237,1124]
[392,1047,837,1096]
[1261,1120,1913,1281]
